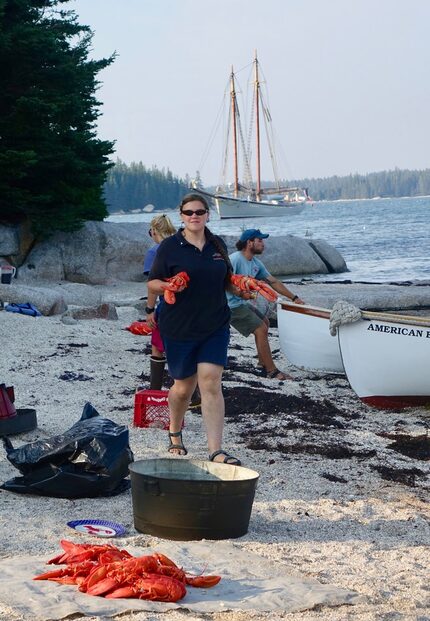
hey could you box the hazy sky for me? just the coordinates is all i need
[67,0,430,185]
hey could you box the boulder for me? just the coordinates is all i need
[223,233,346,276]
[6,220,347,285]
[0,283,67,316]
[49,282,103,307]
[288,282,430,311]
[62,303,118,321]
[19,221,152,285]
[0,225,19,256]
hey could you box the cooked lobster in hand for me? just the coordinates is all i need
[163,271,190,304]
[230,274,278,302]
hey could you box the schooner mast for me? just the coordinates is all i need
[254,50,261,199]
[230,67,239,197]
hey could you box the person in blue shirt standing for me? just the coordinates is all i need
[143,214,176,390]
[227,229,305,380]
[148,193,244,466]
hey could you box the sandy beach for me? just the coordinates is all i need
[0,284,429,621]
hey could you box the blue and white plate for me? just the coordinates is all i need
[67,519,126,538]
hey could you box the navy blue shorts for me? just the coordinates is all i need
[163,326,230,380]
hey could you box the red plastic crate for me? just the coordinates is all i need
[134,389,171,430]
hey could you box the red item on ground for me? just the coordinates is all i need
[0,384,17,419]
[134,389,171,430]
[33,540,220,601]
[126,321,152,336]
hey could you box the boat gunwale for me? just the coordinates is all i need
[278,300,332,320]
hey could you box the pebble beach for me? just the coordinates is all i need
[0,281,429,621]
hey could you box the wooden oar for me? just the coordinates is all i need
[361,310,430,327]
[278,298,430,328]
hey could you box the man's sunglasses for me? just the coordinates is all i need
[180,209,208,216]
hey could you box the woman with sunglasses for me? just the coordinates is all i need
[143,214,176,389]
[148,193,242,466]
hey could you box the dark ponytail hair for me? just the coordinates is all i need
[179,193,232,287]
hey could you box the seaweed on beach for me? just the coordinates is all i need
[225,358,264,378]
[321,472,348,483]
[223,385,356,425]
[39,343,89,360]
[372,464,427,487]
[121,388,136,396]
[380,433,430,461]
[258,441,376,460]
[58,371,94,381]
[241,429,377,460]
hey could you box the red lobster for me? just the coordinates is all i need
[45,540,133,566]
[34,541,221,602]
[230,274,278,302]
[163,271,190,304]
[125,321,152,336]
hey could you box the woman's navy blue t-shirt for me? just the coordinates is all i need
[148,230,230,341]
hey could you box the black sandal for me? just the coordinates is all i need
[266,367,293,381]
[209,450,241,466]
[168,430,188,456]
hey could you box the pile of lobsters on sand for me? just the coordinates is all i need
[34,540,221,602]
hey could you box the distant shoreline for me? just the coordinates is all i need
[106,193,430,216]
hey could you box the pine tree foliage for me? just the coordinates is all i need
[0,0,115,236]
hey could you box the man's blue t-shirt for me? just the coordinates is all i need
[227,251,270,309]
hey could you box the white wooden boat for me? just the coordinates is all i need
[277,300,344,373]
[337,310,430,409]
[193,53,311,219]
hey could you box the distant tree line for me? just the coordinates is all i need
[104,160,189,212]
[104,165,430,212]
[287,168,430,201]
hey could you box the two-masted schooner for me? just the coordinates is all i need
[193,53,311,219]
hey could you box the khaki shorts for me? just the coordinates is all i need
[230,304,266,337]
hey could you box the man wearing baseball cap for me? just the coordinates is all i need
[227,229,304,380]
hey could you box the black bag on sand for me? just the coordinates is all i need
[1,402,134,498]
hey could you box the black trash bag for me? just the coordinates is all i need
[1,402,134,498]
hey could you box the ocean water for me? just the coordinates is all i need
[106,196,430,283]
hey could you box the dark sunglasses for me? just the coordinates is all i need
[181,209,208,216]
[148,229,152,237]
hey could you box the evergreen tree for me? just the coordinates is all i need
[0,0,115,236]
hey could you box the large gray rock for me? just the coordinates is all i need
[0,283,67,315]
[223,233,346,276]
[49,282,103,307]
[305,239,347,273]
[0,225,19,256]
[288,282,430,311]
[62,303,118,321]
[9,221,347,284]
[19,221,153,285]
